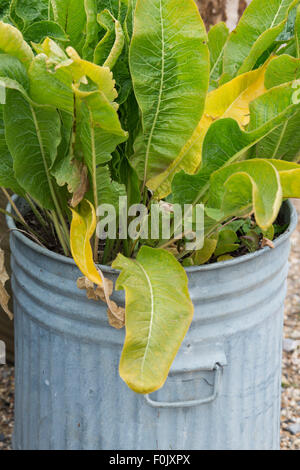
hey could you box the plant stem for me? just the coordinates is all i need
[30,104,70,251]
[51,211,70,257]
[0,208,24,225]
[102,238,113,265]
[1,188,28,228]
[25,194,48,228]
[123,238,130,257]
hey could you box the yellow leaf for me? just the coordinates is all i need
[70,200,125,327]
[148,62,269,199]
[70,199,103,286]
[66,47,118,103]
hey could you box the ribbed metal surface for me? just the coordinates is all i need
[8,199,297,450]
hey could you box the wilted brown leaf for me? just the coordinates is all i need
[70,164,89,208]
[107,303,125,329]
[76,275,125,328]
[0,249,13,320]
[261,237,275,249]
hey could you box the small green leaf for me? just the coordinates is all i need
[23,20,69,44]
[194,235,218,265]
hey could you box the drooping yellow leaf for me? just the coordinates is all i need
[70,199,125,327]
[70,199,103,286]
[148,62,269,199]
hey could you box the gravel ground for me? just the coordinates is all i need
[0,203,299,451]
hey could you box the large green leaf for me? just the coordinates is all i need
[112,246,194,394]
[0,21,33,68]
[2,79,61,208]
[149,64,268,199]
[223,0,299,80]
[208,22,229,88]
[129,0,209,186]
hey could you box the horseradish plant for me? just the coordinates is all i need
[1,0,300,393]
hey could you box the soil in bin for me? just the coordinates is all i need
[16,206,289,266]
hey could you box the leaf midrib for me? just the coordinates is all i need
[143,0,165,187]
[136,259,155,378]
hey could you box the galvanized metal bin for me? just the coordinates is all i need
[7,198,297,450]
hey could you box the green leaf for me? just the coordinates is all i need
[94,9,125,69]
[0,105,24,195]
[96,164,126,213]
[82,0,99,61]
[268,159,300,197]
[13,0,49,25]
[28,54,73,114]
[96,0,128,22]
[129,0,209,186]
[265,54,300,88]
[223,0,299,80]
[208,160,283,230]
[0,53,29,90]
[23,20,69,44]
[150,63,268,199]
[51,0,87,53]
[79,96,127,174]
[214,229,239,258]
[0,21,33,68]
[296,5,300,57]
[193,235,218,265]
[112,246,194,394]
[208,22,229,88]
[73,59,128,209]
[250,76,300,161]
[3,80,61,209]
